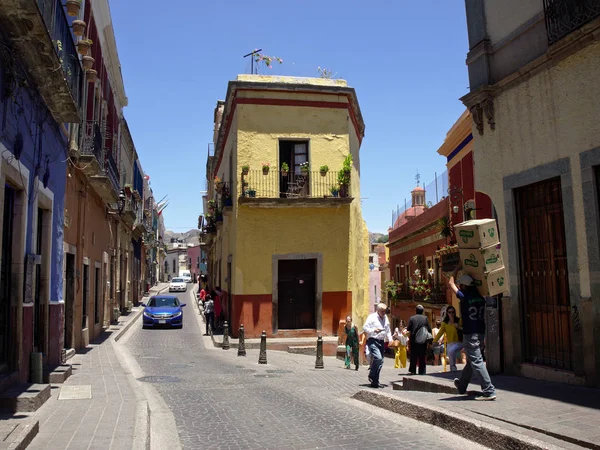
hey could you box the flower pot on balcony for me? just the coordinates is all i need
[82,55,94,70]
[262,167,269,175]
[247,189,256,198]
[86,69,97,83]
[242,167,249,175]
[72,20,86,37]
[65,0,81,17]
[77,39,91,56]
[281,170,288,177]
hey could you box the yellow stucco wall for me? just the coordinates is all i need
[210,81,369,324]
[472,41,600,299]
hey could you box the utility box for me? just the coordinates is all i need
[459,244,504,274]
[455,219,500,249]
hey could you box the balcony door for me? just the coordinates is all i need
[279,140,308,198]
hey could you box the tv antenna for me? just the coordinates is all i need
[243,48,262,74]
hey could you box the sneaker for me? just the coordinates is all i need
[368,376,373,384]
[454,378,466,395]
[475,394,497,401]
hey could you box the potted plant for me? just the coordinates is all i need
[77,39,92,56]
[281,162,289,176]
[207,199,216,211]
[262,162,270,175]
[86,69,97,83]
[72,20,86,37]
[330,185,339,197]
[300,162,309,173]
[241,164,249,175]
[82,55,94,70]
[65,0,82,17]
[320,165,329,176]
[337,154,352,197]
[247,188,256,198]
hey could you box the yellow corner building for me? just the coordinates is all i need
[202,75,369,339]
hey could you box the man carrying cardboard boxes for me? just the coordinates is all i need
[448,218,506,401]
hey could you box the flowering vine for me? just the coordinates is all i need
[253,50,283,70]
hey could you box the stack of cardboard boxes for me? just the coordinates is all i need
[454,219,508,297]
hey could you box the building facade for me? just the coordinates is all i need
[202,75,369,338]
[0,0,77,383]
[461,0,600,385]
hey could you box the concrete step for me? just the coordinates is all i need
[44,365,72,384]
[287,346,316,355]
[0,383,51,413]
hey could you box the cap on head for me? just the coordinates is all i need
[416,304,424,314]
[457,274,474,286]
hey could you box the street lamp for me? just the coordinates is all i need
[447,186,464,221]
[117,189,126,214]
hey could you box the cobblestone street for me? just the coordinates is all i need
[123,291,488,450]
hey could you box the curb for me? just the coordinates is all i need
[113,308,144,343]
[6,419,39,450]
[351,390,563,450]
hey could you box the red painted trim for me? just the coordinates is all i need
[213,94,363,177]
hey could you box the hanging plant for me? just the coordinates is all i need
[262,162,270,175]
[86,69,97,83]
[65,0,82,17]
[72,20,86,37]
[319,165,329,176]
[281,162,289,177]
[82,55,94,70]
[77,39,92,56]
[241,165,249,175]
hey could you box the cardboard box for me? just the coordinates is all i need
[470,267,507,297]
[454,219,500,249]
[459,244,503,274]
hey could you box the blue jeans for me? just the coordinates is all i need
[457,333,496,396]
[367,338,384,385]
[447,342,463,371]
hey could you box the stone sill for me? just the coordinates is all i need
[238,197,354,208]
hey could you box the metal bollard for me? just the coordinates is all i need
[222,321,230,350]
[238,324,246,357]
[315,334,324,369]
[258,330,267,364]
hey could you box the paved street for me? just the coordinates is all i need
[123,289,488,450]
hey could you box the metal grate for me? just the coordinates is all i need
[544,0,600,45]
[515,177,572,370]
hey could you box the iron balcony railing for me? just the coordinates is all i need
[105,151,120,194]
[37,0,81,103]
[82,120,104,165]
[544,0,600,44]
[240,170,350,199]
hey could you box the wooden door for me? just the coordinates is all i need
[277,259,316,329]
[516,177,572,369]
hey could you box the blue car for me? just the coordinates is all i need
[142,295,186,329]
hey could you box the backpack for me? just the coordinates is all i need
[414,326,432,344]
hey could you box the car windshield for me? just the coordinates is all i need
[171,278,184,282]
[147,297,179,307]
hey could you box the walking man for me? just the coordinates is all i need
[363,303,393,388]
[449,263,497,401]
[407,305,432,375]
[203,294,215,336]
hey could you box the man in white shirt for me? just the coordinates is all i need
[362,303,393,388]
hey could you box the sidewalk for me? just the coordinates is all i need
[23,283,169,450]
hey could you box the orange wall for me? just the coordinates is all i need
[322,291,352,335]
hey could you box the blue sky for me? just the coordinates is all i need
[110,1,470,234]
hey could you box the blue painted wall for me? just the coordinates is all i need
[1,36,69,303]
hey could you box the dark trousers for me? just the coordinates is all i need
[205,312,215,335]
[409,343,427,375]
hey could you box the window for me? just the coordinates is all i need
[369,256,374,263]
[395,265,400,282]
[94,267,100,324]
[172,259,176,274]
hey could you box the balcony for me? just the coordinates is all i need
[0,0,81,122]
[121,197,138,228]
[544,0,600,44]
[82,134,119,204]
[238,170,353,208]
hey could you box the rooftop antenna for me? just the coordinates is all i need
[243,48,262,74]
[415,170,421,187]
